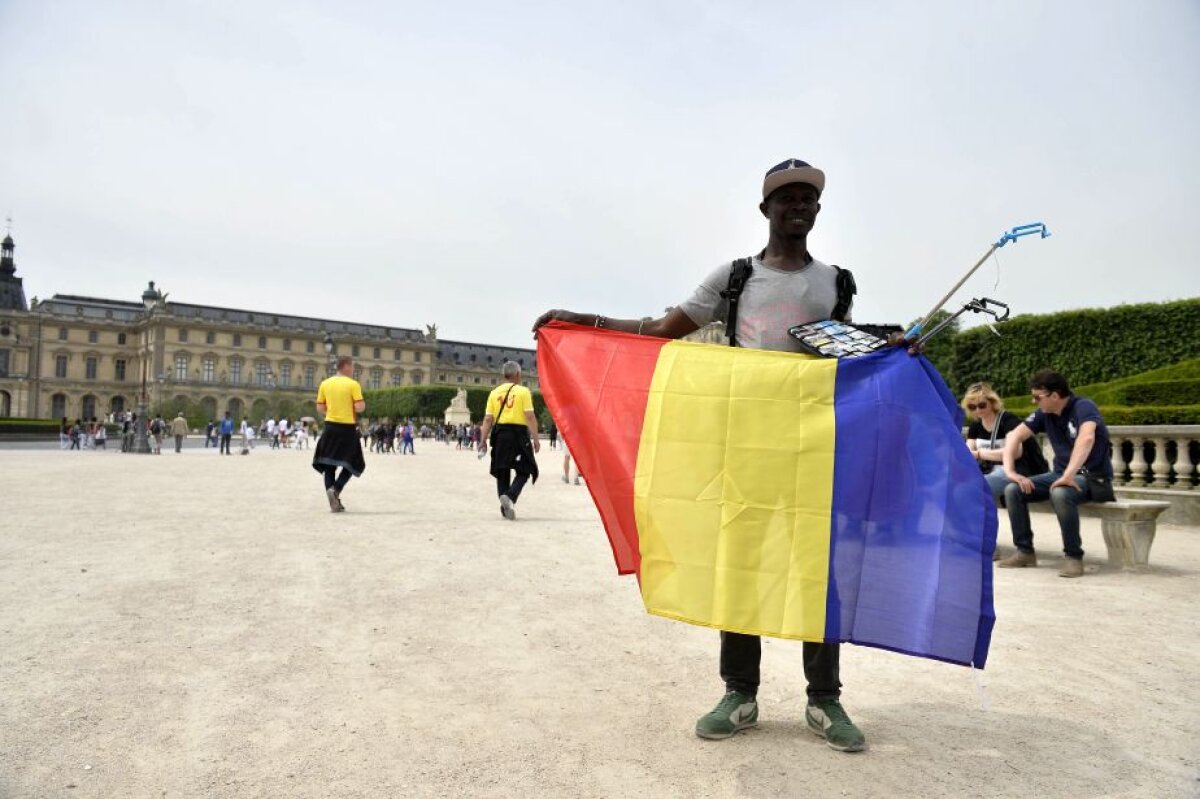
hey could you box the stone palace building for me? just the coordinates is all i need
[0,233,537,421]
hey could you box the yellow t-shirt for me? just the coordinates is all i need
[317,375,364,424]
[486,382,534,425]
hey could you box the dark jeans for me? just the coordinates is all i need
[720,632,841,704]
[1003,471,1091,559]
[219,433,231,454]
[174,435,184,452]
[321,465,353,493]
[496,472,529,503]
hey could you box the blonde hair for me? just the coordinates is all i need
[960,381,1004,414]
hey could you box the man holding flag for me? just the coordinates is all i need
[534,159,874,752]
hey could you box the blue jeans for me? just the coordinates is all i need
[1003,471,1091,560]
[983,468,1012,503]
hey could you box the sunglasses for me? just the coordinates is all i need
[1030,392,1049,402]
[966,402,989,411]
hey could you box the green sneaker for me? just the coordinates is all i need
[805,700,866,752]
[695,691,758,740]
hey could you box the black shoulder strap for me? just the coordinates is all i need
[831,265,856,322]
[719,257,754,347]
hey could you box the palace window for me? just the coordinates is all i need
[202,357,215,383]
[0,349,8,377]
[117,333,127,345]
[283,338,292,352]
[304,365,315,388]
[353,365,362,381]
[456,375,464,383]
[373,347,381,359]
[414,352,422,362]
[391,372,403,386]
[175,354,189,381]
[352,345,360,357]
[88,330,98,344]
[55,355,68,378]
[115,359,127,381]
[411,371,423,385]
[179,329,189,343]
[370,368,382,389]
[255,362,270,386]
[86,357,98,380]
[230,359,243,384]
[306,341,314,354]
[232,334,242,347]
[280,363,292,386]
[58,327,68,341]
[206,331,216,345]
[258,336,267,350]
[393,349,402,361]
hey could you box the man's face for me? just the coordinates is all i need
[1031,389,1067,415]
[760,182,821,238]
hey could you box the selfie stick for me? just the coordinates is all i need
[906,223,1049,339]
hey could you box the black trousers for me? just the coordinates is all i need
[219,433,231,454]
[720,632,841,703]
[496,472,529,503]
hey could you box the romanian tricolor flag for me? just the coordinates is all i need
[537,322,996,668]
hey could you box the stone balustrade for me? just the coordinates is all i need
[1096,425,1199,491]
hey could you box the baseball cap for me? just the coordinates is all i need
[762,158,825,199]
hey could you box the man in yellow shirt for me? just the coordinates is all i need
[479,361,540,520]
[311,355,367,512]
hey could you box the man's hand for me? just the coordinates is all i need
[1010,473,1034,494]
[532,438,540,453]
[886,331,925,356]
[478,443,487,456]
[1051,473,1081,492]
[533,310,585,336]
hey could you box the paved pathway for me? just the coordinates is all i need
[1,446,1197,798]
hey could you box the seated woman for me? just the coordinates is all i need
[962,382,1048,503]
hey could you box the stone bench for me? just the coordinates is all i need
[1079,500,1171,568]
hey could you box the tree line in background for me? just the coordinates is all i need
[361,385,551,428]
[919,297,1200,424]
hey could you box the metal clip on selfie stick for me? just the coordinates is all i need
[914,297,1010,347]
[905,222,1049,340]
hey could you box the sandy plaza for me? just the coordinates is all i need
[0,443,1196,798]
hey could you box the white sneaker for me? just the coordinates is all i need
[499,495,516,521]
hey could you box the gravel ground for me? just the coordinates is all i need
[1,445,1197,798]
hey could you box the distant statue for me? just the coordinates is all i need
[425,323,438,340]
[444,386,471,425]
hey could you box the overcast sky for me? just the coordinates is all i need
[3,1,1198,348]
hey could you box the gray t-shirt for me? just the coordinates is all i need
[678,256,849,353]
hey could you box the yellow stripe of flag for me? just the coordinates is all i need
[633,340,839,641]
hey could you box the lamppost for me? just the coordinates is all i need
[323,332,335,376]
[131,283,159,454]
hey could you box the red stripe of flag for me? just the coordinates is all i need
[537,322,668,575]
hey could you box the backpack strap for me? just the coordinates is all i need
[719,257,754,347]
[831,265,856,322]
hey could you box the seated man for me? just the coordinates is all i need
[997,369,1113,578]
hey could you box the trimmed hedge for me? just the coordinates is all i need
[362,386,547,424]
[1117,380,1200,407]
[0,418,122,435]
[949,298,1200,397]
[0,418,61,434]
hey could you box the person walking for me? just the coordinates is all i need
[170,412,189,453]
[533,158,888,752]
[478,361,540,521]
[311,355,367,512]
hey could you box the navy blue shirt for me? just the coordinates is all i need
[1023,395,1111,477]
